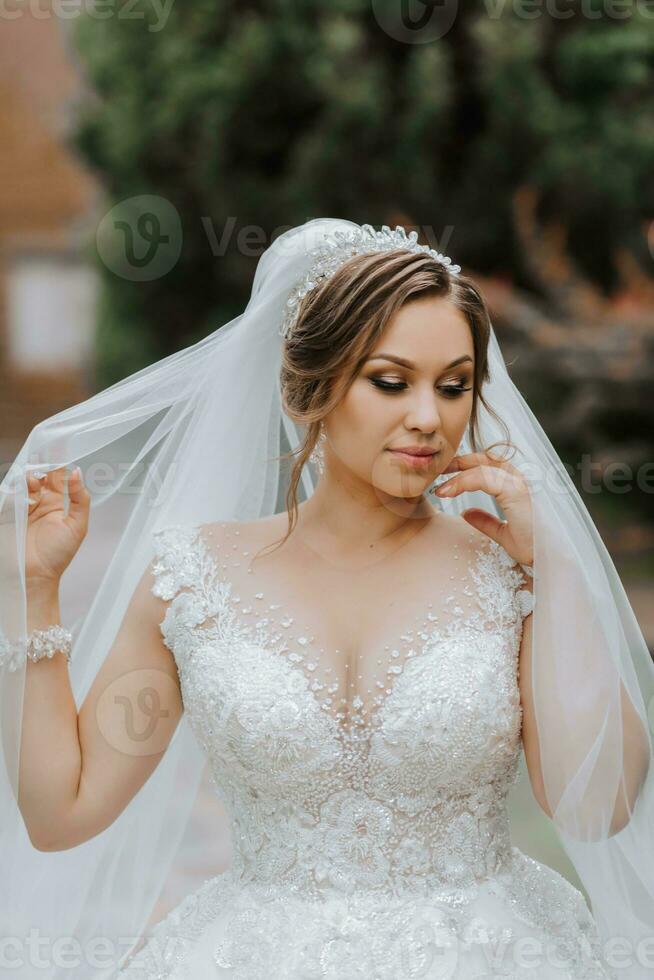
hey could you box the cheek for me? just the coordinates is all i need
[329,385,389,459]
[434,401,473,450]
[340,382,389,429]
[442,394,473,426]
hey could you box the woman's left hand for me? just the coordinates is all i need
[431,450,533,567]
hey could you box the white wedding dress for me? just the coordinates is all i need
[117,519,614,980]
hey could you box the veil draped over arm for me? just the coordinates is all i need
[0,218,652,979]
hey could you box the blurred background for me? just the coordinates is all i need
[2,0,653,923]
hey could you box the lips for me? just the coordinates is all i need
[389,447,439,457]
[387,448,439,469]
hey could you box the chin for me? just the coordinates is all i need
[376,481,431,503]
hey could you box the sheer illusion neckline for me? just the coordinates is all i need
[291,509,441,572]
[187,522,507,740]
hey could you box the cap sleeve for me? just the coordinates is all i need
[150,524,203,601]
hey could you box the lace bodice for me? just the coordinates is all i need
[119,521,614,979]
[150,520,534,902]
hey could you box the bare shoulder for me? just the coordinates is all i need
[427,509,490,556]
[432,510,531,591]
[201,512,291,551]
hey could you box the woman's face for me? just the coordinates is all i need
[323,294,475,500]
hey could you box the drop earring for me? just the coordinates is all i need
[309,426,327,475]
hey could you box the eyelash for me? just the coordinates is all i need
[369,377,473,398]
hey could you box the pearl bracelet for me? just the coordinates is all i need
[0,625,73,670]
[26,625,73,665]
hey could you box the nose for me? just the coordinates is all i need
[404,386,442,434]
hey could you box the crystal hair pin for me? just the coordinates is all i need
[280,223,461,340]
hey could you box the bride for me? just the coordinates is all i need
[2,219,653,980]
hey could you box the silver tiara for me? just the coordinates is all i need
[280,223,461,339]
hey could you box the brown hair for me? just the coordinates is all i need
[259,248,512,560]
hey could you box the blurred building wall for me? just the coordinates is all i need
[0,7,100,472]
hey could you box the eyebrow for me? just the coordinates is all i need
[365,353,473,371]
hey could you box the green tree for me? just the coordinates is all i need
[70,0,654,388]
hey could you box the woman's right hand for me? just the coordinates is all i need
[25,466,91,589]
